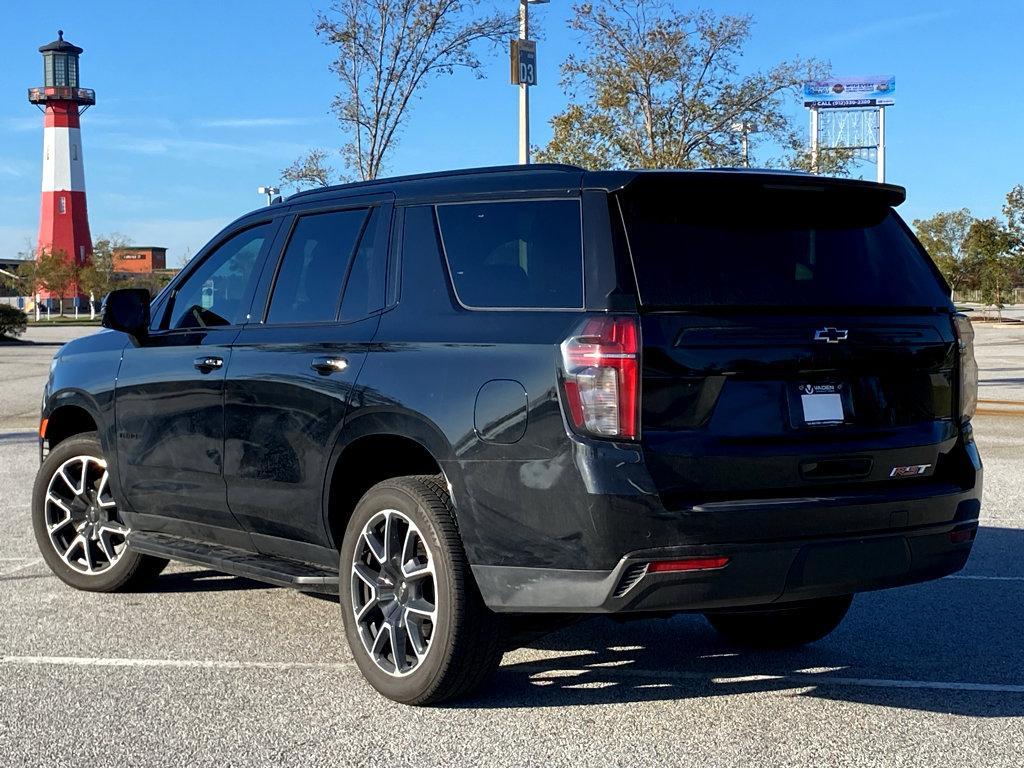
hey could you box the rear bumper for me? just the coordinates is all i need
[473,498,980,613]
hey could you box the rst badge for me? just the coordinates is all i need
[889,464,931,478]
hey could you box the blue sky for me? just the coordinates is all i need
[1,1,1021,266]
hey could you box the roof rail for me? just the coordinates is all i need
[284,163,586,202]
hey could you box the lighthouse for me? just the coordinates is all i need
[28,30,95,310]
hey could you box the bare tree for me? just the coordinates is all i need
[303,0,515,182]
[281,148,338,190]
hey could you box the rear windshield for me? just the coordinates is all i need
[618,187,950,309]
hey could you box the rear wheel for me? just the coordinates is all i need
[704,595,853,649]
[339,475,503,705]
[31,432,168,592]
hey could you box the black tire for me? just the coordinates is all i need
[704,595,853,649]
[339,475,504,705]
[32,432,168,592]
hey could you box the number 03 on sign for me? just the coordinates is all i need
[511,38,537,86]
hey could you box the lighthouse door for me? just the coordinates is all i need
[115,220,279,543]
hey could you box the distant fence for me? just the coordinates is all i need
[0,296,99,315]
[952,287,1024,305]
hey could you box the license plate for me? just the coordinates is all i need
[800,383,845,424]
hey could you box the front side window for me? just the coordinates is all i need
[167,223,272,329]
[436,199,583,309]
[266,209,369,325]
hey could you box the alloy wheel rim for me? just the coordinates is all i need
[351,509,438,677]
[44,455,128,575]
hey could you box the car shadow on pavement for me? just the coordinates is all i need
[459,525,1024,718]
[144,568,271,593]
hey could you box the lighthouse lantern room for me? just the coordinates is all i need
[28,30,96,308]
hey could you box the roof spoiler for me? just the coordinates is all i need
[595,170,907,207]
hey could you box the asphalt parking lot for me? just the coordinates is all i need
[1,324,1023,766]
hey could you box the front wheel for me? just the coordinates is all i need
[339,475,503,705]
[704,595,853,649]
[31,432,167,592]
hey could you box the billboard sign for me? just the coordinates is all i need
[803,75,895,108]
[510,39,537,86]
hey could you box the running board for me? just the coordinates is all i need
[128,531,339,594]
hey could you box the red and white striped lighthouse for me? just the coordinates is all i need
[28,30,96,306]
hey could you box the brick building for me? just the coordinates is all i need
[112,246,167,273]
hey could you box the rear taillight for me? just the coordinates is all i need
[954,314,978,422]
[560,315,640,440]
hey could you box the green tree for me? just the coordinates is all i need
[965,217,1017,316]
[79,234,128,305]
[913,208,979,294]
[35,249,78,316]
[1003,183,1024,258]
[535,1,843,173]
[126,271,174,298]
[0,257,39,298]
[288,0,514,183]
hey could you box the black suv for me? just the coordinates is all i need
[33,165,982,704]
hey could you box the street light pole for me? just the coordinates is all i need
[518,0,530,165]
[730,120,758,168]
[257,186,279,206]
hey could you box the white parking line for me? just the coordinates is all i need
[5,655,1024,695]
[0,558,42,577]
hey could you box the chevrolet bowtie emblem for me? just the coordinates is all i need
[814,327,849,343]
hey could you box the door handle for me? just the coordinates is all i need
[311,356,349,375]
[193,355,224,373]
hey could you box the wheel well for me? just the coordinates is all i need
[328,434,442,547]
[45,405,98,448]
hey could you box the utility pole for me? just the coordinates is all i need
[514,0,547,165]
[518,0,530,164]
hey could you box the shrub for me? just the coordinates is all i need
[0,305,28,339]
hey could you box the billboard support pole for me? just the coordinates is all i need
[876,106,886,183]
[810,106,819,174]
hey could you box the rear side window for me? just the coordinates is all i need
[436,199,583,309]
[267,209,368,324]
[619,187,950,309]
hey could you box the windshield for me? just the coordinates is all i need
[618,186,950,309]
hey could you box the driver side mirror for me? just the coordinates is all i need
[101,288,151,341]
